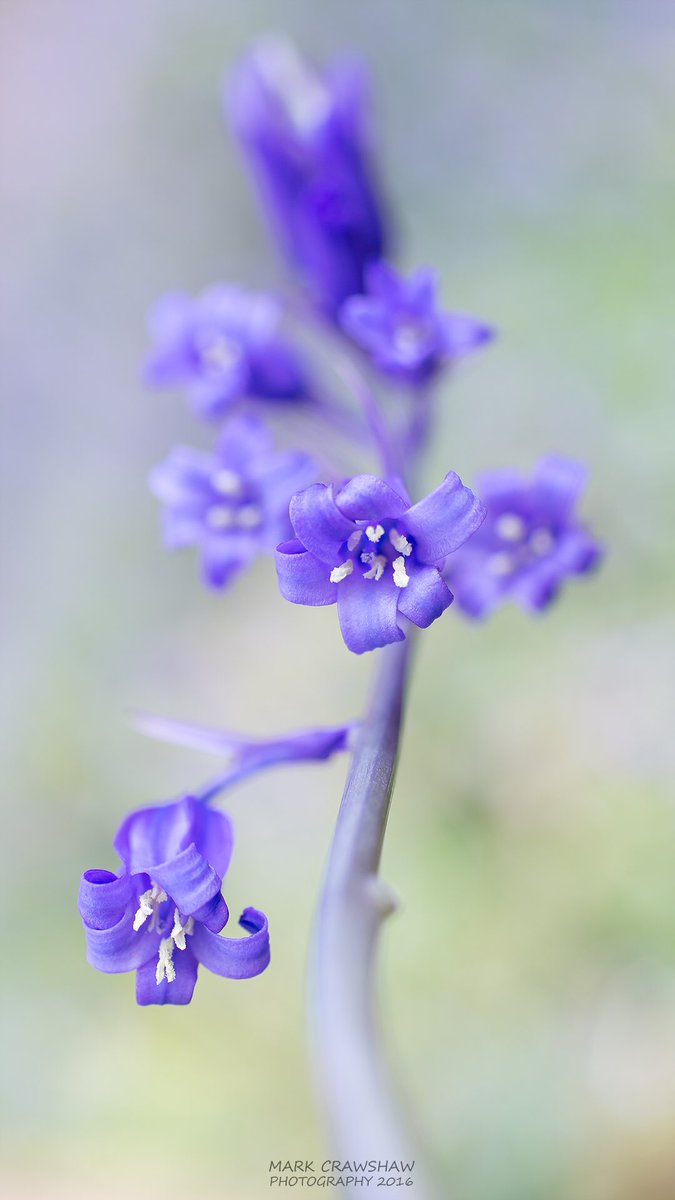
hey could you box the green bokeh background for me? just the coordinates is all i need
[2,2,674,1197]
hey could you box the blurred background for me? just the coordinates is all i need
[2,2,674,1197]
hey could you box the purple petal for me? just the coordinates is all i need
[276,539,338,605]
[531,456,588,521]
[289,483,355,563]
[133,713,352,764]
[441,312,496,357]
[151,843,229,932]
[149,447,214,507]
[397,566,454,628]
[337,570,404,654]
[114,795,233,879]
[452,569,504,619]
[405,473,486,562]
[335,474,408,521]
[201,533,257,589]
[78,869,136,930]
[473,467,525,511]
[136,945,199,1006]
[216,413,272,467]
[83,908,158,974]
[339,296,388,352]
[191,907,270,979]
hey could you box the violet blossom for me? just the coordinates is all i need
[276,472,485,653]
[340,261,494,382]
[78,795,270,1006]
[145,285,308,419]
[446,455,603,618]
[149,413,315,588]
[228,37,388,315]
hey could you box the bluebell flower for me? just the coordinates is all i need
[275,472,485,653]
[78,796,270,1006]
[228,37,388,315]
[149,413,315,588]
[145,285,309,419]
[340,261,494,382]
[446,456,603,618]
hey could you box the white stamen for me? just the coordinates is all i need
[365,524,385,543]
[347,530,363,552]
[156,937,176,985]
[171,909,195,951]
[212,468,242,497]
[330,560,354,583]
[488,552,513,577]
[392,555,410,588]
[236,504,262,529]
[530,527,554,555]
[389,528,412,556]
[133,884,168,932]
[361,553,386,582]
[206,504,235,530]
[495,513,526,542]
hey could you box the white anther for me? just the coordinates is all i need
[236,504,262,529]
[212,468,242,497]
[133,884,168,932]
[156,937,176,985]
[530,527,554,555]
[389,528,412,556]
[495,513,526,542]
[393,323,424,356]
[361,553,386,582]
[206,504,235,531]
[488,552,513,577]
[330,560,354,584]
[392,555,410,588]
[347,530,363,552]
[171,909,195,951]
[365,524,385,543]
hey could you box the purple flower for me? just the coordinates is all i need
[446,456,603,618]
[340,261,494,382]
[149,413,315,588]
[78,795,270,1006]
[145,285,308,419]
[228,37,388,315]
[275,472,485,654]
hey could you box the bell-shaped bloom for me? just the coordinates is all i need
[340,261,494,382]
[145,285,309,419]
[228,37,388,315]
[275,472,485,654]
[78,795,270,1006]
[133,716,355,798]
[445,456,603,618]
[149,413,315,588]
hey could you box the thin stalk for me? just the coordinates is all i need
[309,638,437,1196]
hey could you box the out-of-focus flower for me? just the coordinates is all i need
[149,413,315,588]
[446,455,602,618]
[132,716,355,797]
[78,796,270,1006]
[145,285,308,419]
[228,37,388,315]
[340,261,494,382]
[276,472,484,653]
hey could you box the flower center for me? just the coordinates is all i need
[205,469,263,532]
[329,522,413,590]
[487,517,557,578]
[197,332,243,377]
[133,883,195,986]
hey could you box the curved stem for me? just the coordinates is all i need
[309,638,438,1197]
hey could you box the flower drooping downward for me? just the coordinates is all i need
[78,796,270,1005]
[276,472,485,653]
[228,37,389,314]
[445,455,603,617]
[150,413,315,588]
[145,285,309,419]
[340,261,494,382]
